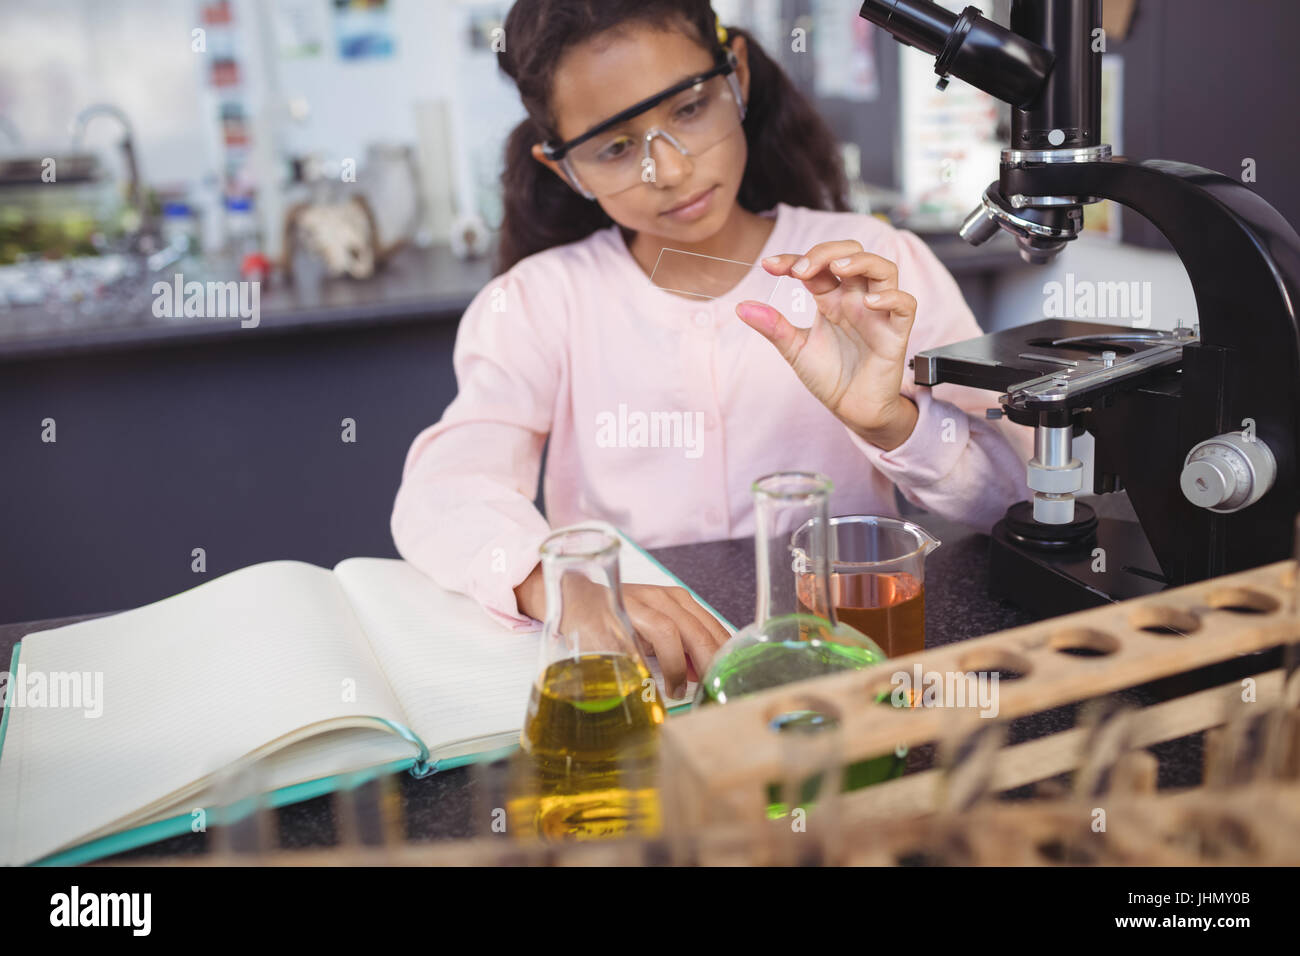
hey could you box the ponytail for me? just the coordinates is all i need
[495,115,616,276]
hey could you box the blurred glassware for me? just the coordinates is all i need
[0,174,123,265]
[224,195,260,258]
[160,201,198,253]
[361,142,423,254]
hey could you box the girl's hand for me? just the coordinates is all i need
[736,241,921,451]
[622,583,730,699]
[516,566,730,700]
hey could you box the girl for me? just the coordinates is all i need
[392,0,1033,698]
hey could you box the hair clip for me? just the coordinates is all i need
[715,12,729,46]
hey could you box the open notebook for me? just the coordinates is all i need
[0,530,734,866]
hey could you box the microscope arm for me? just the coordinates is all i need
[1001,156,1300,583]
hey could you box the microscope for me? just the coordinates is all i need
[860,0,1300,615]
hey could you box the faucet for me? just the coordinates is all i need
[70,103,143,217]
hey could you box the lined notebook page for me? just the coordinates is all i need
[0,561,407,866]
[333,537,732,753]
[333,559,542,753]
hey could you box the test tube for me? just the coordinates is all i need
[938,715,1006,814]
[1063,697,1143,865]
[1287,514,1300,711]
[928,717,1006,866]
[335,770,404,856]
[654,730,700,866]
[772,709,844,866]
[208,756,277,861]
[470,754,517,842]
[1072,697,1137,800]
[1259,514,1300,781]
[1240,516,1300,786]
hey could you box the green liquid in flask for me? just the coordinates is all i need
[698,614,907,818]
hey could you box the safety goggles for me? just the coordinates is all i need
[541,50,746,199]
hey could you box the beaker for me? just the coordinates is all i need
[792,515,941,658]
[513,522,665,841]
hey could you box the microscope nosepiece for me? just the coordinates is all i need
[1016,236,1070,264]
[961,183,1081,259]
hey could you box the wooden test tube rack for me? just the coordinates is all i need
[658,559,1300,828]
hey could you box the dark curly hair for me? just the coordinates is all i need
[494,0,849,274]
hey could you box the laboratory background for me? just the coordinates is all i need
[2,0,1297,625]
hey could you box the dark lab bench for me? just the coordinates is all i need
[0,245,493,625]
[0,503,1219,864]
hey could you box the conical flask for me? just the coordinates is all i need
[698,472,888,704]
[515,522,665,840]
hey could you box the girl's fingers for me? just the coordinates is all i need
[758,253,834,296]
[827,251,900,292]
[625,601,689,699]
[641,587,727,676]
[760,252,805,276]
[760,253,834,295]
[762,240,863,277]
[735,300,808,365]
[763,239,863,281]
[857,288,918,330]
[764,244,900,304]
[662,587,731,651]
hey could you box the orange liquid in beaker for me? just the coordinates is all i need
[800,571,926,658]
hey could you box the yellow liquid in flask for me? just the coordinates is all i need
[512,653,666,841]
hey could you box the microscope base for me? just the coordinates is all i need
[988,513,1168,618]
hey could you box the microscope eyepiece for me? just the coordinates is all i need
[859,0,1052,108]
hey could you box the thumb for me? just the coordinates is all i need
[736,300,806,365]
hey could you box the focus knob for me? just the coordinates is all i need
[1180,432,1276,513]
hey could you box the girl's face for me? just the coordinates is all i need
[531,23,751,244]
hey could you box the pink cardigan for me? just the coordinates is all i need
[392,202,1034,628]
